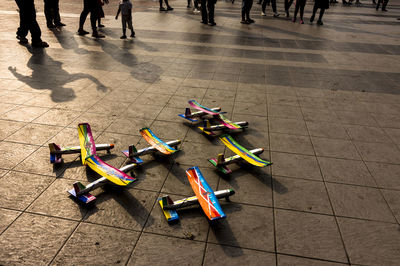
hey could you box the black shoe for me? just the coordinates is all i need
[32,41,49,48]
[130,31,135,37]
[209,22,216,26]
[167,6,174,10]
[92,32,105,38]
[382,8,388,11]
[187,4,191,8]
[160,7,167,11]
[55,22,66,27]
[16,35,28,44]
[247,18,255,23]
[240,20,249,24]
[120,35,127,39]
[201,20,208,24]
[98,24,105,28]
[310,15,315,23]
[47,24,56,29]
[77,29,89,35]
[317,20,323,25]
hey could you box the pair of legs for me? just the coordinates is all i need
[121,15,135,38]
[78,0,102,37]
[44,0,64,28]
[310,6,325,24]
[15,0,48,47]
[241,0,254,23]
[293,1,306,22]
[201,0,216,25]
[376,0,388,10]
[285,0,294,16]
[159,0,173,11]
[261,0,278,15]
[188,0,200,9]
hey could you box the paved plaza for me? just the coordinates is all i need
[0,0,400,264]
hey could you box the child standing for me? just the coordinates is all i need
[115,0,135,39]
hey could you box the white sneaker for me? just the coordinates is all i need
[261,12,266,16]
[273,12,280,17]
[193,8,200,13]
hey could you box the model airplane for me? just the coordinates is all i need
[198,115,248,136]
[69,123,137,203]
[208,134,271,174]
[158,166,235,222]
[49,142,114,164]
[122,127,180,163]
[178,100,222,122]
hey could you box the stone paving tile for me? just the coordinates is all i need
[338,217,400,265]
[204,243,276,265]
[232,114,268,132]
[208,203,274,252]
[275,209,347,263]
[277,254,348,266]
[0,141,38,170]
[336,110,378,127]
[271,152,322,181]
[0,213,77,265]
[5,123,63,146]
[176,142,225,168]
[326,183,396,223]
[2,106,49,123]
[53,223,140,265]
[306,121,349,140]
[267,104,303,119]
[269,117,308,136]
[383,127,400,145]
[318,157,376,187]
[366,162,400,190]
[27,178,89,221]
[128,233,205,265]
[83,188,157,230]
[33,108,81,126]
[353,141,400,164]
[381,189,400,223]
[311,137,360,160]
[372,113,400,128]
[0,120,27,141]
[105,117,152,136]
[125,103,164,120]
[270,133,314,156]
[273,176,333,215]
[0,208,20,234]
[344,125,392,143]
[302,107,340,123]
[0,171,53,211]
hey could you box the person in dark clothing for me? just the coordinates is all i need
[78,0,104,38]
[97,0,109,28]
[44,0,65,28]
[292,0,307,24]
[15,0,49,47]
[261,0,279,17]
[201,0,216,26]
[159,0,173,11]
[310,0,329,25]
[284,0,294,17]
[241,0,254,24]
[376,0,389,11]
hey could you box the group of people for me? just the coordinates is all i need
[15,0,393,47]
[14,0,135,47]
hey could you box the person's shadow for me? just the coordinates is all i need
[8,47,107,102]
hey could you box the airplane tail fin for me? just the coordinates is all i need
[49,143,62,164]
[78,123,96,165]
[158,195,179,222]
[184,108,191,117]
[129,144,138,157]
[217,153,225,165]
[73,181,86,195]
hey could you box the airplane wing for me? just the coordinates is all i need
[78,123,136,186]
[186,166,226,220]
[78,123,97,165]
[188,100,220,115]
[219,134,271,167]
[215,114,242,130]
[86,155,136,186]
[139,127,178,155]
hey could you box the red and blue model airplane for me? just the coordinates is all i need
[158,166,235,222]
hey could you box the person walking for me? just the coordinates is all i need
[284,0,294,17]
[376,0,389,11]
[115,0,135,39]
[201,0,216,26]
[292,0,307,24]
[241,0,254,24]
[159,0,173,11]
[15,0,49,47]
[43,0,66,28]
[310,0,329,25]
[78,0,104,38]
[261,0,279,17]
